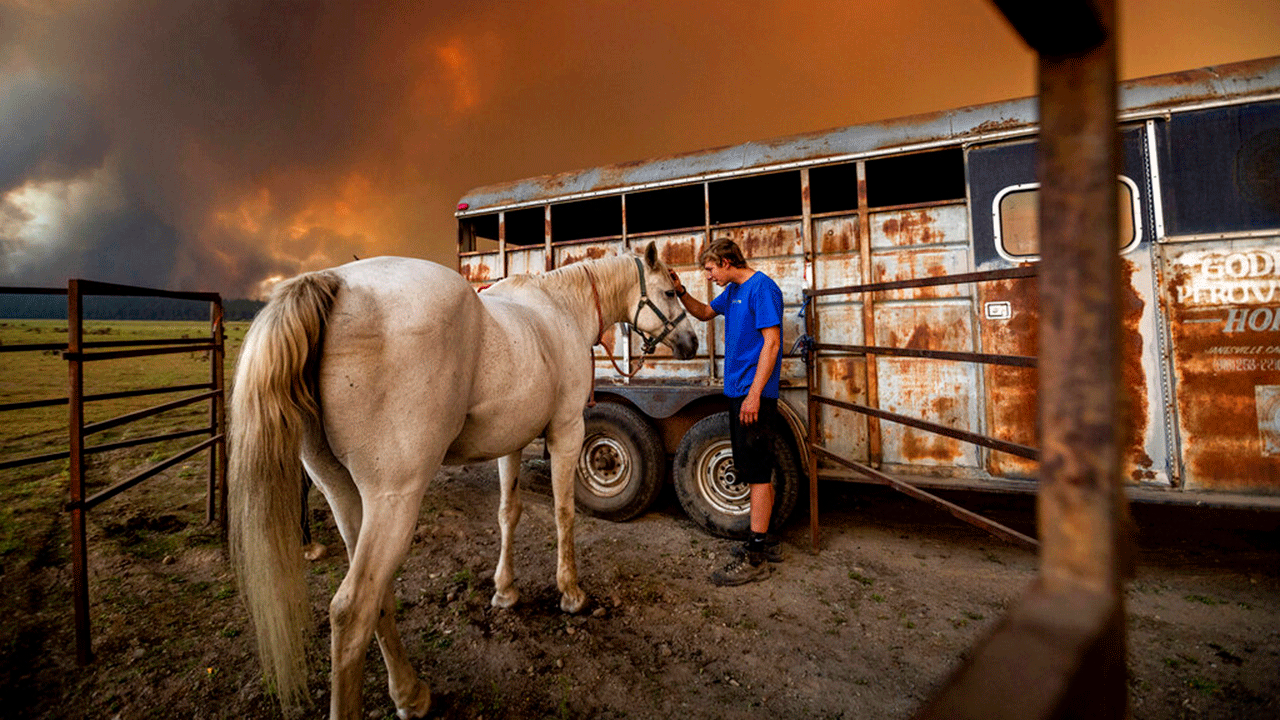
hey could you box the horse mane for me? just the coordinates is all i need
[489,254,636,317]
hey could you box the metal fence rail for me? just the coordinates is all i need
[802,265,1042,550]
[0,281,226,664]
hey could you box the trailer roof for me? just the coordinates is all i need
[456,56,1280,217]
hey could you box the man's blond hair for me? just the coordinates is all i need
[699,239,748,269]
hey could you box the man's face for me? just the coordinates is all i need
[704,259,732,286]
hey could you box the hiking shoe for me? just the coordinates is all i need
[730,539,783,563]
[710,554,772,586]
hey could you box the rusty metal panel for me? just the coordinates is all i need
[649,232,704,268]
[713,221,803,260]
[873,300,981,470]
[814,216,862,289]
[870,206,969,249]
[873,247,973,301]
[459,253,499,284]
[975,270,1040,478]
[812,302,865,346]
[505,247,546,277]
[870,205,972,301]
[973,255,1167,485]
[817,356,870,463]
[1161,239,1280,492]
[554,239,624,267]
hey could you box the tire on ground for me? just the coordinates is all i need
[672,410,801,539]
[575,402,666,522]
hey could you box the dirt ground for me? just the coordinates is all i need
[2,454,1278,720]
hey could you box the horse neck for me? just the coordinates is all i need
[535,256,635,341]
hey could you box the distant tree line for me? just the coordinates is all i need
[0,294,265,321]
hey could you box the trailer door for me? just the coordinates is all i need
[967,128,1172,486]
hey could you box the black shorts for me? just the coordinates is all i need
[727,395,779,485]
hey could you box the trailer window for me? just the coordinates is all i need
[505,207,546,246]
[1158,100,1280,235]
[809,162,859,214]
[552,196,621,242]
[709,171,801,224]
[865,148,965,208]
[460,213,499,253]
[995,177,1141,260]
[626,184,705,234]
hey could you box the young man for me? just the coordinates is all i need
[669,238,784,586]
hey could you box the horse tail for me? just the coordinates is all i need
[228,270,341,709]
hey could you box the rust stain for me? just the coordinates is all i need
[880,210,940,247]
[1119,259,1154,483]
[978,273,1040,478]
[1163,248,1280,492]
[717,223,801,260]
[900,429,964,464]
[819,218,858,254]
[460,262,492,282]
[659,237,698,266]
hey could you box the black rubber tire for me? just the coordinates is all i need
[672,410,801,539]
[574,402,666,522]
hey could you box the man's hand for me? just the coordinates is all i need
[739,394,761,425]
[668,270,685,296]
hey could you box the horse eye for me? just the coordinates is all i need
[664,290,675,298]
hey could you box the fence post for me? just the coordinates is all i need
[209,299,226,531]
[66,279,92,665]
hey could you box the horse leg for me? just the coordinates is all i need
[546,418,588,613]
[491,451,523,608]
[328,485,428,720]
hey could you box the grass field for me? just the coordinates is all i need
[0,319,250,569]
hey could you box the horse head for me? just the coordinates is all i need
[629,242,699,360]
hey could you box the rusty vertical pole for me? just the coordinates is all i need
[855,161,882,466]
[916,4,1129,718]
[66,279,92,665]
[1033,0,1130,715]
[800,167,822,551]
[210,298,226,534]
[1034,0,1129,602]
[805,293,821,551]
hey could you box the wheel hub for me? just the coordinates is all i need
[578,433,631,498]
[695,440,750,515]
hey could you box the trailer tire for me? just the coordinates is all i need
[575,402,666,522]
[673,410,800,539]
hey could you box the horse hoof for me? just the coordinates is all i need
[491,588,518,608]
[560,591,588,614]
[395,680,431,719]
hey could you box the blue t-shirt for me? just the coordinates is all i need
[710,271,783,399]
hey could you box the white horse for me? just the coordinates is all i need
[229,242,697,719]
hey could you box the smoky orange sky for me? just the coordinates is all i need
[1,0,1277,298]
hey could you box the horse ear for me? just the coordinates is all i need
[644,241,658,269]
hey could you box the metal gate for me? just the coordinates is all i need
[0,279,226,664]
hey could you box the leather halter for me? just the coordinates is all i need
[583,257,688,375]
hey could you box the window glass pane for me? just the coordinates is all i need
[809,162,858,214]
[865,148,965,207]
[505,207,545,246]
[627,184,704,234]
[997,181,1138,258]
[552,196,621,242]
[709,171,801,224]
[461,213,499,252]
[998,190,1039,257]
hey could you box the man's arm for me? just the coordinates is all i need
[739,325,781,425]
[670,271,717,322]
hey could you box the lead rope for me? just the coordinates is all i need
[583,265,645,409]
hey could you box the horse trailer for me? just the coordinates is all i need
[455,56,1280,539]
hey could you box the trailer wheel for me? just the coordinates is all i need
[575,402,666,522]
[673,411,800,539]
